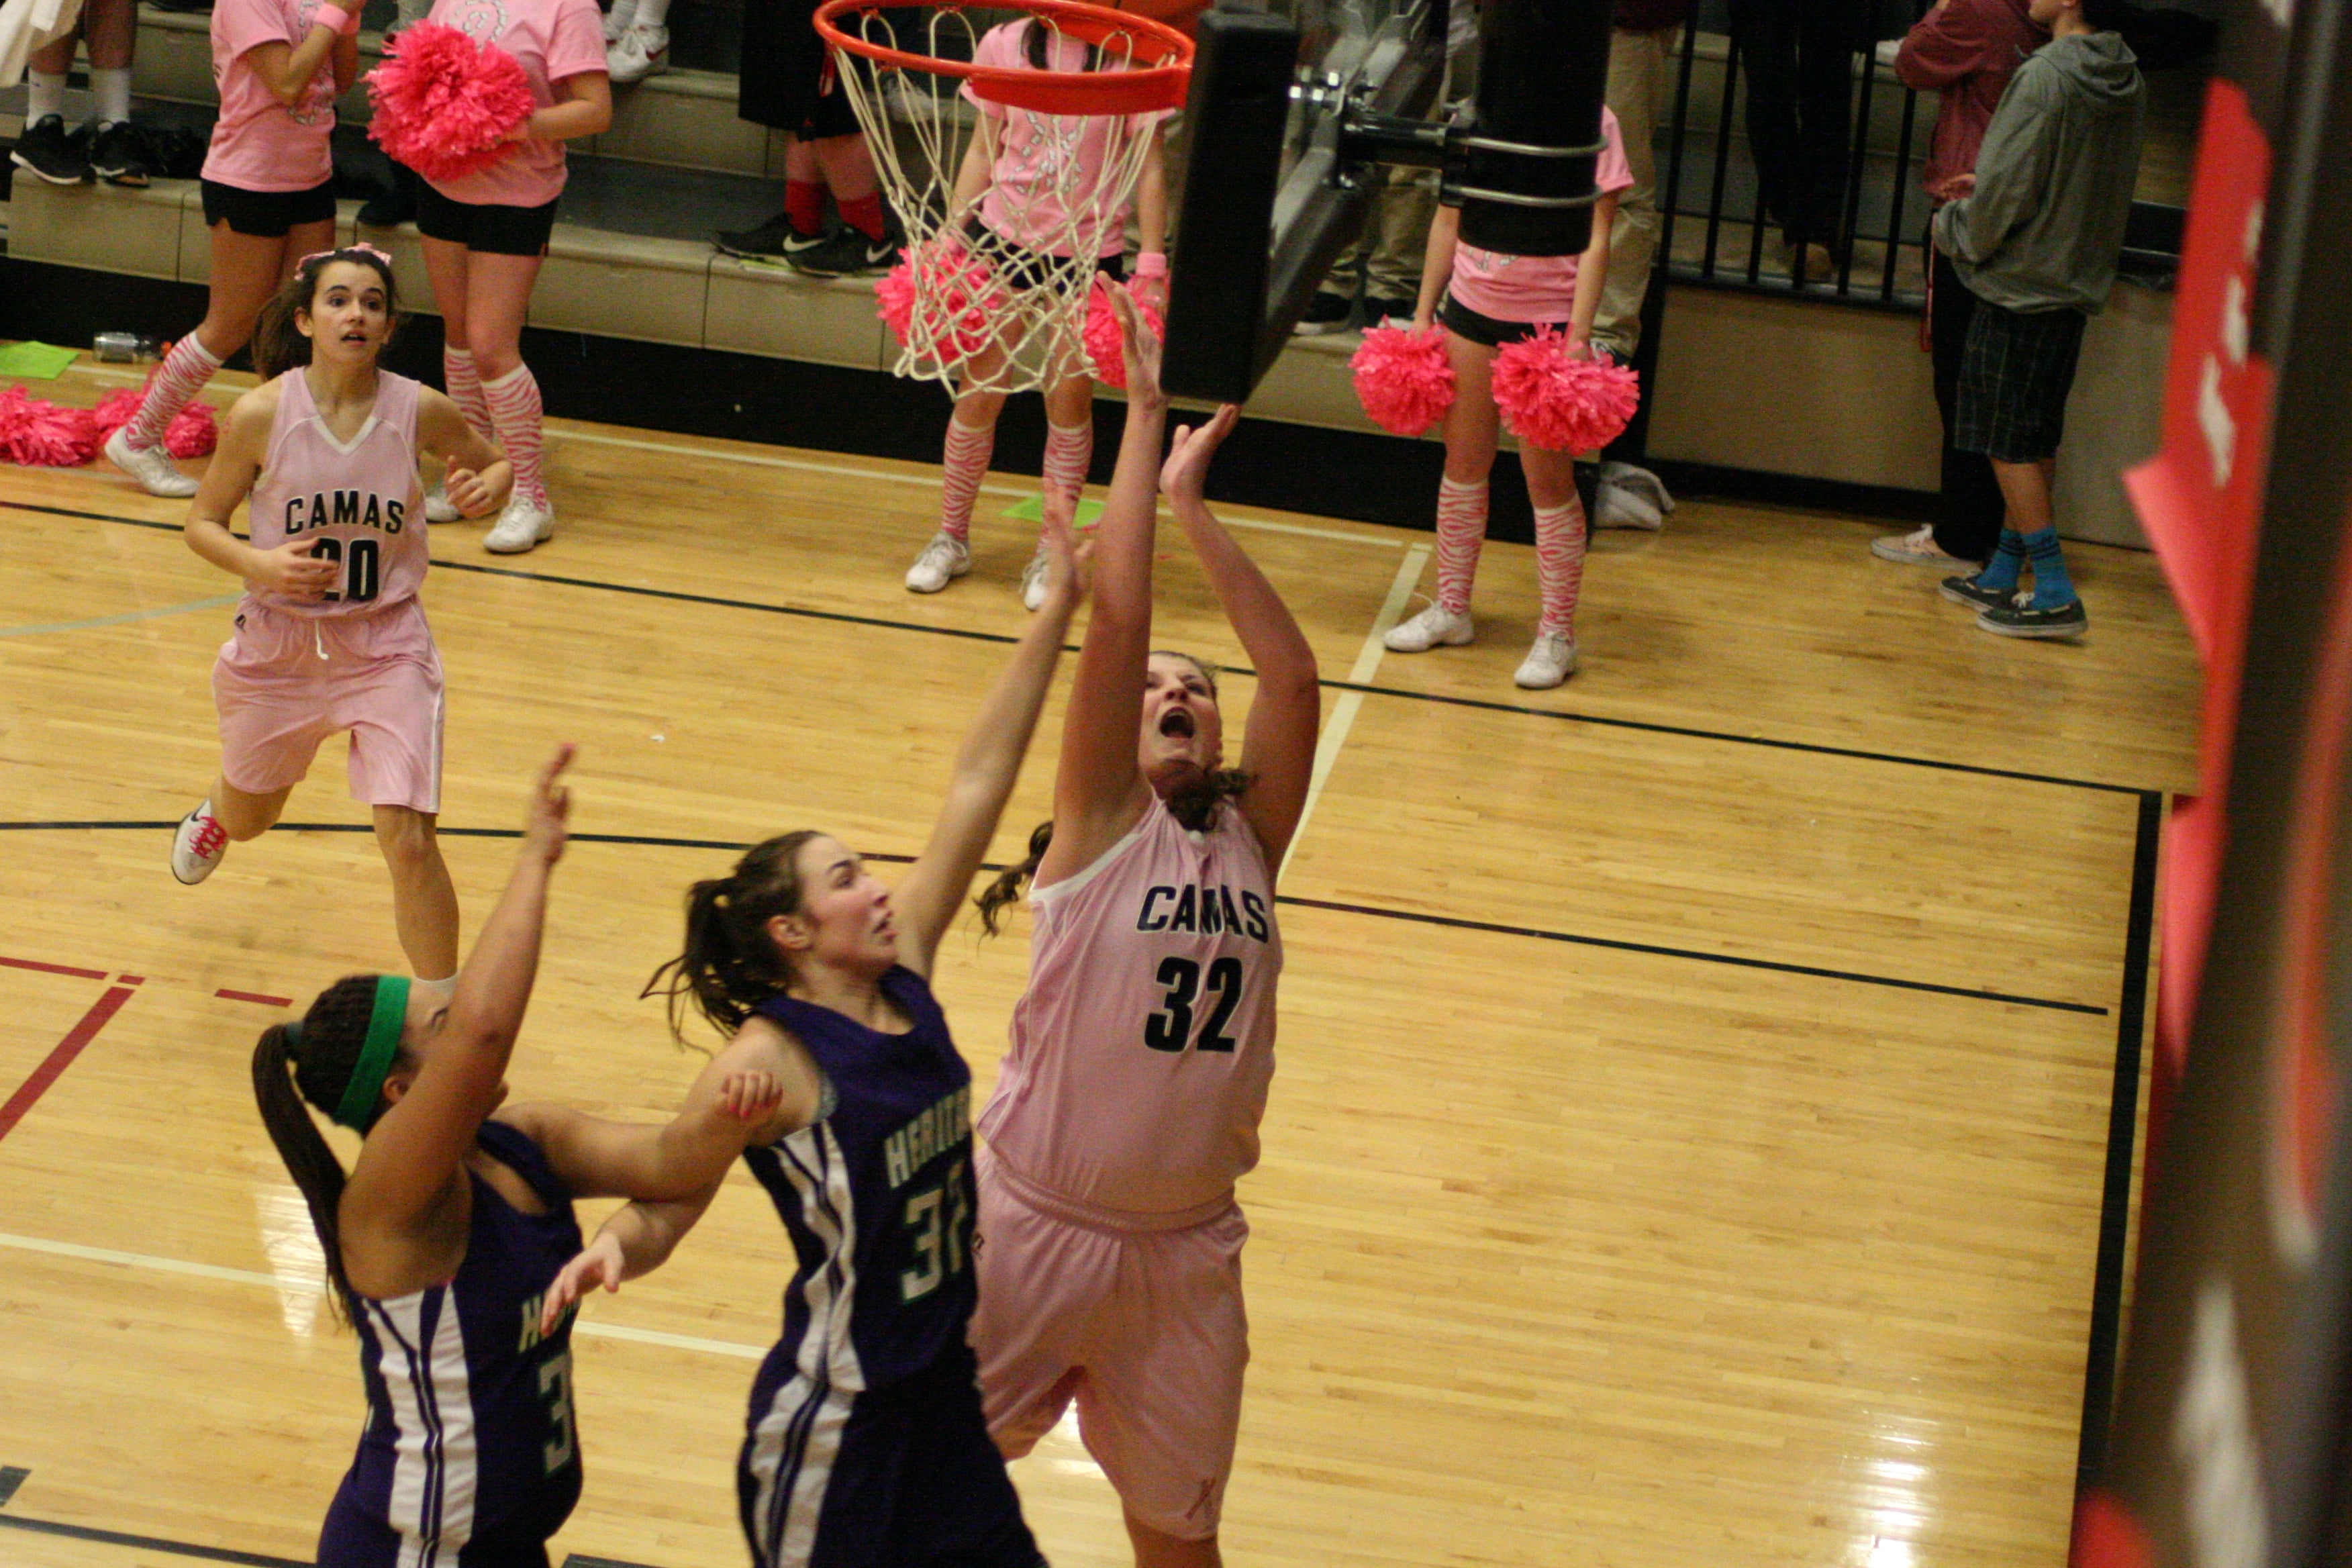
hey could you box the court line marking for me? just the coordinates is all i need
[0,500,2167,797]
[0,593,244,638]
[1283,543,1428,880]
[0,822,2112,1014]
[0,984,138,1143]
[0,1230,768,1360]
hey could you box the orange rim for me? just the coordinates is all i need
[814,0,1193,115]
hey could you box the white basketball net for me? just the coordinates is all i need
[830,5,1167,394]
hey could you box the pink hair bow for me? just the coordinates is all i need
[297,242,396,268]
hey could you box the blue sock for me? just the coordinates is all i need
[1977,529,2026,592]
[2023,527,2075,609]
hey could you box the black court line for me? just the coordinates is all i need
[2073,790,2163,1494]
[0,820,2108,1014]
[2,499,2159,797]
[0,1512,656,1568]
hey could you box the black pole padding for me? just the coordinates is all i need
[1461,0,1615,256]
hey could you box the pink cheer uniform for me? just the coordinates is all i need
[204,0,337,191]
[972,797,1282,1540]
[423,0,605,208]
[963,19,1171,260]
[1446,106,1636,320]
[213,369,444,815]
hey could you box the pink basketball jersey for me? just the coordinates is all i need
[979,798,1283,1218]
[247,369,429,619]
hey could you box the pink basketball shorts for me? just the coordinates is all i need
[970,1151,1250,1542]
[211,597,444,814]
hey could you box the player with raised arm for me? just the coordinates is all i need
[965,289,1322,1568]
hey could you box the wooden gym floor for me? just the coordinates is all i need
[0,356,2198,1568]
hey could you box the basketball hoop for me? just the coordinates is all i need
[815,0,1193,393]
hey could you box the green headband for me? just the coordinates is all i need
[332,975,411,1132]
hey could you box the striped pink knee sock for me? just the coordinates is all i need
[482,364,547,509]
[939,416,995,544]
[1434,477,1489,615]
[442,348,493,444]
[125,334,223,450]
[1040,418,1093,526]
[1534,497,1589,638]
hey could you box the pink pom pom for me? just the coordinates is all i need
[1489,328,1640,452]
[1080,281,1163,391]
[366,22,536,185]
[0,385,102,467]
[875,245,1005,363]
[87,365,221,458]
[1349,324,1455,437]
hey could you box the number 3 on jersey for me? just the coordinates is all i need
[1145,956,1244,1052]
[899,1155,971,1302]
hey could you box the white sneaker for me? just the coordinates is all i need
[905,531,971,594]
[607,22,669,81]
[1870,524,1967,567]
[171,801,230,885]
[424,483,461,524]
[105,426,199,498]
[1020,546,1051,611]
[1514,632,1577,689]
[1383,603,1474,653]
[602,0,636,43]
[1597,460,1674,526]
[484,494,556,553]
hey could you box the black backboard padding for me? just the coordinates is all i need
[1459,0,1614,255]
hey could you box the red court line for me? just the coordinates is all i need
[0,954,108,981]
[216,989,293,1008]
[0,985,138,1142]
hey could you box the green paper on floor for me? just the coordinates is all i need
[0,342,83,381]
[1000,494,1106,529]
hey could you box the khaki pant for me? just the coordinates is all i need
[1592,24,1678,362]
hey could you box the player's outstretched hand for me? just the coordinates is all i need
[1160,403,1240,509]
[443,466,497,518]
[540,1230,624,1335]
[1108,283,1165,413]
[1036,486,1094,611]
[254,536,340,600]
[716,1069,790,1123]
[523,744,574,865]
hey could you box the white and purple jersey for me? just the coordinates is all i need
[247,368,428,620]
[322,1120,583,1567]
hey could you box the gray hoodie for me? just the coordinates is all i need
[1932,30,2145,313]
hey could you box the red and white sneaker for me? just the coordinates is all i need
[171,802,230,885]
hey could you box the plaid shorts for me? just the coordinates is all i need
[1954,296,2088,463]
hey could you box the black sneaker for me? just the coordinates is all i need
[1939,572,2015,612]
[716,211,828,261]
[1977,595,2088,639]
[358,163,418,228]
[1291,290,1355,335]
[786,222,896,278]
[1362,295,1416,328]
[87,120,154,188]
[10,115,90,186]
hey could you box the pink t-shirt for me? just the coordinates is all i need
[1447,106,1636,323]
[977,799,1283,1219]
[964,19,1169,258]
[247,369,430,618]
[424,0,606,209]
[203,0,337,192]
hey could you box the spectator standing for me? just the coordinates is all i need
[11,0,154,187]
[1930,0,2142,638]
[1869,0,2044,568]
[1588,0,1687,363]
[1726,0,1863,281]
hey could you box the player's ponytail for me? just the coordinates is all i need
[1023,13,1100,71]
[644,831,822,1041]
[249,975,393,1323]
[975,818,1055,936]
[252,246,403,382]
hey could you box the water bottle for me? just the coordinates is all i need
[93,332,161,362]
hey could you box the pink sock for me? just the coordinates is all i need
[939,416,994,543]
[1534,497,1588,637]
[443,348,493,444]
[125,334,223,450]
[1040,418,1092,526]
[482,364,547,509]
[1434,477,1488,615]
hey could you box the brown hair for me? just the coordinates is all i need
[249,975,409,1320]
[252,248,401,382]
[642,832,825,1040]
